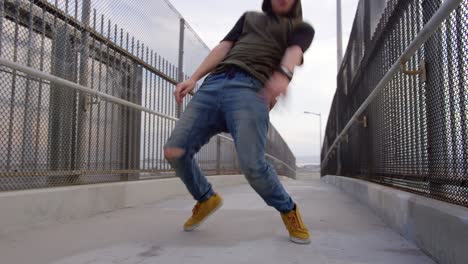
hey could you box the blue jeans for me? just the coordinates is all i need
[164,69,294,213]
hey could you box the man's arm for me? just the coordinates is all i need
[262,46,303,109]
[174,14,246,104]
[263,23,315,109]
[190,41,234,83]
[174,41,233,104]
[280,45,305,75]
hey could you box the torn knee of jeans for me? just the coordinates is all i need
[164,147,186,161]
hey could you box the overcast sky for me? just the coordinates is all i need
[169,0,360,164]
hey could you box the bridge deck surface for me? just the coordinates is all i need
[0,177,435,264]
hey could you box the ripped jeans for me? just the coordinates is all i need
[164,68,294,213]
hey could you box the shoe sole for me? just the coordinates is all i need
[183,200,224,232]
[290,236,311,244]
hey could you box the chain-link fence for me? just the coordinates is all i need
[322,0,467,207]
[0,0,296,191]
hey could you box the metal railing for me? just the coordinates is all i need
[0,0,296,191]
[322,0,467,207]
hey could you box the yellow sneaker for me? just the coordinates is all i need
[281,204,311,244]
[184,193,223,232]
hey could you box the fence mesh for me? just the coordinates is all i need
[0,0,296,191]
[322,0,467,207]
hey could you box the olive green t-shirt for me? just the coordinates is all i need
[213,0,314,84]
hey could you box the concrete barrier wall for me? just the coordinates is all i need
[0,175,250,236]
[322,175,468,264]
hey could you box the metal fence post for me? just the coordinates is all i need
[129,64,143,180]
[364,0,371,48]
[336,0,343,70]
[177,18,185,118]
[20,1,36,171]
[75,0,92,182]
[336,94,342,176]
[216,136,221,175]
[336,0,344,176]
[49,25,78,185]
[0,0,3,56]
[423,0,445,195]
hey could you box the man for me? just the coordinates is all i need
[164,0,314,244]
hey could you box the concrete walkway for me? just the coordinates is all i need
[0,179,435,264]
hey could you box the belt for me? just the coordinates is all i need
[222,65,250,79]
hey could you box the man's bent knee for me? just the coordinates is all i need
[242,162,270,180]
[164,147,186,160]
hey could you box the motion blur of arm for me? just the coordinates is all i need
[174,41,234,104]
[263,22,315,109]
[281,45,305,72]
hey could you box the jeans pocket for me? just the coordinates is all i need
[202,73,224,86]
[254,89,271,111]
[249,76,264,91]
[249,77,268,103]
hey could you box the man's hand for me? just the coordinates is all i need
[174,78,196,104]
[262,71,290,109]
[172,41,233,105]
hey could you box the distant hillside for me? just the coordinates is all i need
[296,155,320,167]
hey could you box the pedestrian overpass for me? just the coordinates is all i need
[0,0,466,263]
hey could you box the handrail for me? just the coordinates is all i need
[0,57,297,173]
[321,0,463,169]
